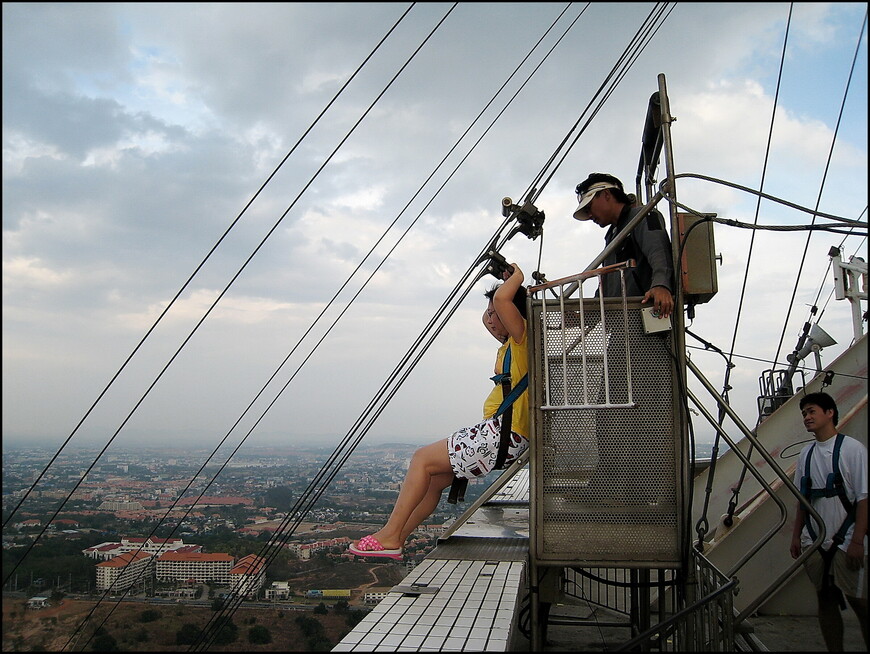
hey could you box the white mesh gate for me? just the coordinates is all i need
[528,270,684,568]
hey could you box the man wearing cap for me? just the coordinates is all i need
[574,172,674,318]
[572,172,676,507]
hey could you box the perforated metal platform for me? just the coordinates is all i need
[427,536,527,562]
[487,468,529,505]
[529,297,684,567]
[333,558,525,652]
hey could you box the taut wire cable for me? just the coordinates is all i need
[1,3,418,535]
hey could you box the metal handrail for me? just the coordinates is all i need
[686,359,827,622]
[438,450,530,541]
[614,578,739,651]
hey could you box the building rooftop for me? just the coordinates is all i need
[96,551,152,567]
[157,551,233,562]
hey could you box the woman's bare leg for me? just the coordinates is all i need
[358,439,453,550]
[399,471,456,543]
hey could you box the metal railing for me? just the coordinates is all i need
[557,549,737,652]
[528,278,683,568]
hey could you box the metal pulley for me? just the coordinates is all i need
[502,196,545,241]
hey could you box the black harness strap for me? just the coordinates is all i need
[447,476,467,504]
[800,434,856,545]
[799,433,855,610]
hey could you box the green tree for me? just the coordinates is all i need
[345,609,364,628]
[295,615,324,638]
[175,623,201,646]
[248,625,272,644]
[314,602,328,615]
[90,629,119,652]
[307,635,333,651]
[138,609,162,623]
[3,541,96,594]
[212,619,238,645]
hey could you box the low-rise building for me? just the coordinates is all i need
[265,580,292,601]
[98,500,144,511]
[49,518,80,529]
[83,536,196,560]
[156,551,234,584]
[364,587,393,604]
[230,554,266,599]
[120,536,187,555]
[95,551,153,593]
[83,542,124,561]
[14,519,40,530]
[286,536,351,560]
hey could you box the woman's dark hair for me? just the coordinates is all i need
[799,391,839,425]
[485,283,527,319]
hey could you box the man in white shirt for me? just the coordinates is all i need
[790,391,867,651]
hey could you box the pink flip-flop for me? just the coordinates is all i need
[348,535,403,560]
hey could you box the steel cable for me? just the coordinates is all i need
[191,6,688,647]
[1,3,418,537]
[73,1,580,647]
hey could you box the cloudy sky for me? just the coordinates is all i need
[3,3,867,458]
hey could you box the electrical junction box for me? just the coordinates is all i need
[677,212,719,304]
[642,307,672,334]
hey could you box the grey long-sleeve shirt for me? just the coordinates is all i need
[599,204,674,298]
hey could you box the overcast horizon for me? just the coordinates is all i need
[3,3,867,460]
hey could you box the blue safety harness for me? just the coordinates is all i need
[447,343,528,504]
[800,433,857,545]
[489,345,529,469]
[799,433,856,608]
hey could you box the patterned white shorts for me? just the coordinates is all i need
[447,415,529,479]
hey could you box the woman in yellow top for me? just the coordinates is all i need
[350,264,529,559]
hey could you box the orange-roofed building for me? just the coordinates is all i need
[156,551,235,585]
[230,554,267,599]
[83,536,191,561]
[95,551,153,593]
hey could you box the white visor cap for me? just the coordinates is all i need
[573,182,618,220]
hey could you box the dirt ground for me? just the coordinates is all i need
[2,596,357,651]
[1,558,407,652]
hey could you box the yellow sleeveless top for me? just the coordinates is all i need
[483,329,529,439]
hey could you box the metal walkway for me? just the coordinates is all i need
[333,468,531,652]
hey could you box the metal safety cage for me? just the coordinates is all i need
[527,268,685,568]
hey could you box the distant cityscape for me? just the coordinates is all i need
[1,443,495,603]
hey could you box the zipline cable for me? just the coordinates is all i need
[32,3,453,610]
[195,6,685,648]
[196,7,684,648]
[770,9,867,371]
[528,2,676,204]
[191,7,685,647]
[695,2,791,546]
[64,5,570,652]
[1,3,417,535]
[671,174,867,227]
[191,7,612,649]
[66,1,600,652]
[56,4,464,649]
[190,219,517,652]
[696,5,867,539]
[527,1,669,198]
